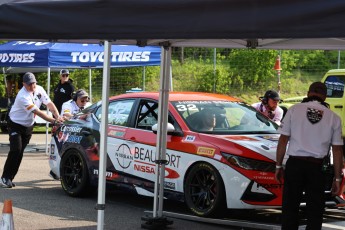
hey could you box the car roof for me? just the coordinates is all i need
[109,92,242,102]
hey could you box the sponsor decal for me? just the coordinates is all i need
[115,144,133,169]
[183,135,195,142]
[176,101,233,105]
[133,147,181,168]
[65,135,83,144]
[108,127,125,138]
[164,181,176,190]
[226,136,258,141]
[49,155,57,160]
[257,135,279,149]
[112,144,181,178]
[108,130,125,137]
[257,135,279,141]
[134,161,155,174]
[133,160,180,179]
[197,147,215,157]
[253,176,274,180]
[70,51,151,63]
[184,135,195,142]
[93,169,115,178]
[60,126,83,133]
[257,183,283,189]
[0,53,35,64]
[307,107,324,124]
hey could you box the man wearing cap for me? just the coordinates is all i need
[252,89,284,125]
[53,69,75,114]
[61,89,91,119]
[275,82,344,229]
[0,72,63,188]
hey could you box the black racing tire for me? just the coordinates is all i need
[184,162,226,217]
[60,149,89,197]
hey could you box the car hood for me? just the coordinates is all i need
[201,134,281,162]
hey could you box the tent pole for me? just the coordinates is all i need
[142,66,146,91]
[142,45,173,229]
[96,41,111,230]
[169,64,173,92]
[89,68,92,103]
[45,68,51,155]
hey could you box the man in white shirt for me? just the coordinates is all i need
[275,82,344,230]
[1,72,63,188]
[61,89,91,119]
[252,89,284,125]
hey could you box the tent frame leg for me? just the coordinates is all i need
[141,45,173,229]
[141,215,173,230]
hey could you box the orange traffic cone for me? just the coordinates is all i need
[0,199,14,230]
[273,55,282,71]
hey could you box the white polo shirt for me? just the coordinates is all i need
[9,85,51,127]
[252,102,284,125]
[61,100,91,117]
[278,101,343,159]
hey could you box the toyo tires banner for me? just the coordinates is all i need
[0,41,160,68]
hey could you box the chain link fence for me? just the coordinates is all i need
[2,48,344,105]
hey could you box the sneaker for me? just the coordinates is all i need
[0,177,13,188]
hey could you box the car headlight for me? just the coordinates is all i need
[221,152,275,173]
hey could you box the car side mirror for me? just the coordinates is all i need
[151,123,184,136]
[152,123,175,133]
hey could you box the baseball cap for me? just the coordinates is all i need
[264,90,280,101]
[309,81,327,96]
[60,69,70,75]
[75,89,89,99]
[23,72,37,84]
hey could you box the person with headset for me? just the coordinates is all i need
[252,89,284,125]
[53,69,75,114]
[60,89,91,119]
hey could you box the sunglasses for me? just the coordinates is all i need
[61,74,69,77]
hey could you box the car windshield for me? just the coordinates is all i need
[172,100,278,134]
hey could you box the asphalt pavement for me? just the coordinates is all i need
[1,133,344,230]
[0,133,49,153]
[0,133,238,230]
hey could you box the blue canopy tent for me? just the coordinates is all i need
[0,41,161,100]
[0,41,161,68]
[0,40,161,103]
[0,41,161,152]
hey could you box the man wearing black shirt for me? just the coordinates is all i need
[53,69,75,113]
